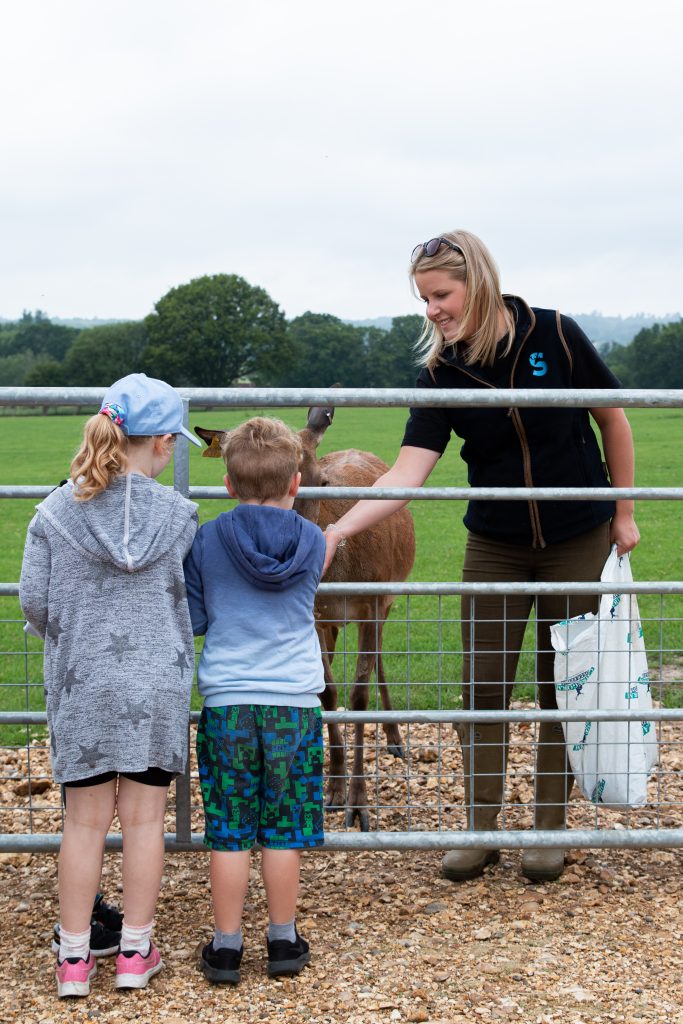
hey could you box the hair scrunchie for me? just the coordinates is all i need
[98,402,126,428]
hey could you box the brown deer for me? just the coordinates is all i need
[194,404,416,831]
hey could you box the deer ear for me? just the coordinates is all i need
[194,427,225,458]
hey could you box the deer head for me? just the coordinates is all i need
[293,402,334,525]
[193,403,335,525]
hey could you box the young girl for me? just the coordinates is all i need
[19,373,200,998]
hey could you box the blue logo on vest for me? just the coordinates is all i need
[530,352,547,376]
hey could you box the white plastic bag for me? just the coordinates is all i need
[551,545,658,808]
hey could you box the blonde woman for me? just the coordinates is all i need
[323,230,639,883]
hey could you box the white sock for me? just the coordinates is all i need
[58,925,91,962]
[120,920,154,954]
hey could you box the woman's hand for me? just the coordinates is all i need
[610,509,640,555]
[322,529,341,576]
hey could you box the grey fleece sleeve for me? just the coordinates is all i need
[183,529,208,636]
[19,514,50,640]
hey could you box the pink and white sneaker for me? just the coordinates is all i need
[115,943,163,989]
[56,953,97,998]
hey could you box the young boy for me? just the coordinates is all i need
[183,417,326,985]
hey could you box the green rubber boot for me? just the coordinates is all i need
[442,722,508,882]
[521,722,572,882]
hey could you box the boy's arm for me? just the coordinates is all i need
[19,515,50,640]
[183,531,208,636]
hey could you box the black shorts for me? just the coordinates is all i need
[63,767,174,789]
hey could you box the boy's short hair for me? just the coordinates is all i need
[221,417,303,501]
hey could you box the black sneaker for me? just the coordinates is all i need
[52,920,121,958]
[266,930,310,978]
[92,893,123,932]
[200,940,243,985]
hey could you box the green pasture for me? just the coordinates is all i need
[1,406,682,745]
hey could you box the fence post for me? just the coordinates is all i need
[174,400,193,845]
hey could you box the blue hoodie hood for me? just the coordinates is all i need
[183,503,326,708]
[216,504,322,590]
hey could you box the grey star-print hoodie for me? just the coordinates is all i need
[19,474,198,784]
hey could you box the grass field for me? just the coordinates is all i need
[1,406,682,744]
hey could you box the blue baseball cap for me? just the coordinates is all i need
[99,373,202,446]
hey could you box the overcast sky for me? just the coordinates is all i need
[1,0,681,323]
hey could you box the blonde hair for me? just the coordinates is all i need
[221,417,303,501]
[411,229,515,369]
[70,415,149,501]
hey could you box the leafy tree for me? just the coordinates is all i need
[280,312,367,386]
[63,321,147,385]
[0,350,36,386]
[11,310,78,362]
[142,274,289,387]
[23,358,67,386]
[366,314,423,387]
[605,321,683,387]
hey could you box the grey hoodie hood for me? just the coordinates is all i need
[36,474,198,572]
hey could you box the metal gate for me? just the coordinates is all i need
[1,386,682,852]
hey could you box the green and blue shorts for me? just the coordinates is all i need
[196,704,324,851]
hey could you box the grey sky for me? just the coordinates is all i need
[1,0,681,322]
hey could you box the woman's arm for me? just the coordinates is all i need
[589,406,640,555]
[322,445,440,573]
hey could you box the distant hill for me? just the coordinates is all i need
[345,316,393,331]
[0,316,130,328]
[571,312,681,346]
[348,312,682,347]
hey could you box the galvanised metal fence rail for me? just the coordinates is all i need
[1,386,683,853]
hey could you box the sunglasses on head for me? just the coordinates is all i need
[411,237,465,263]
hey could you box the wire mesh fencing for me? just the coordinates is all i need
[1,385,683,852]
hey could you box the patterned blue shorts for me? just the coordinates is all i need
[196,704,324,851]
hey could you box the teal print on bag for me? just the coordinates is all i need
[637,671,651,693]
[642,721,652,736]
[558,613,588,627]
[591,778,606,803]
[529,352,547,376]
[609,594,622,619]
[573,720,593,751]
[624,685,639,701]
[555,666,595,696]
[627,625,644,644]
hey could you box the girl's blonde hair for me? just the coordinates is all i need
[70,415,147,501]
[411,229,515,369]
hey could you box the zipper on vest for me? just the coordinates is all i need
[509,408,545,549]
[453,363,545,548]
[509,311,545,549]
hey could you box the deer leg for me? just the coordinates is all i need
[318,625,347,812]
[345,627,378,832]
[376,647,405,760]
[366,602,405,760]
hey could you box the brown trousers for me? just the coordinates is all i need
[461,522,611,711]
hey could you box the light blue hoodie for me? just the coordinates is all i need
[183,504,326,707]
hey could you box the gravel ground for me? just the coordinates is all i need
[2,845,683,1024]
[2,715,683,1024]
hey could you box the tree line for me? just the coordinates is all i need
[0,275,422,389]
[602,321,683,388]
[0,272,680,389]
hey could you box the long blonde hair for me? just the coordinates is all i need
[411,229,515,370]
[70,415,146,501]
